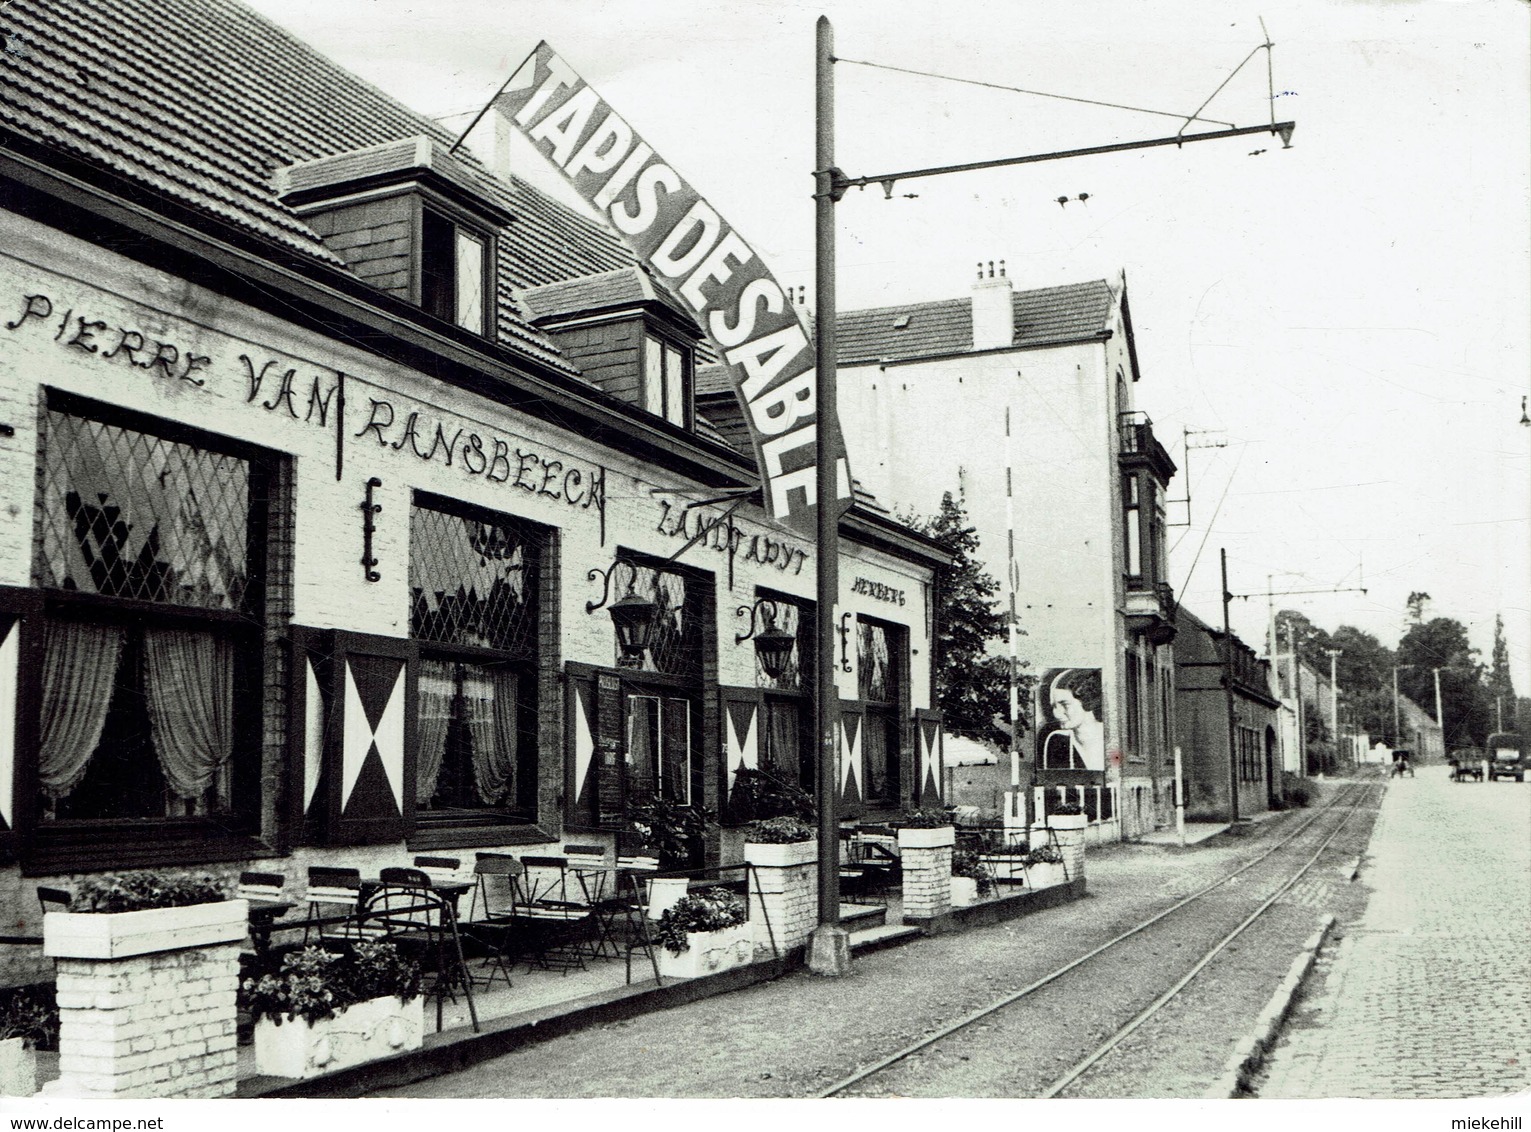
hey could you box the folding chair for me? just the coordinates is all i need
[362,868,478,1033]
[36,886,72,916]
[236,871,286,902]
[302,866,366,943]
[514,855,595,973]
[413,855,467,884]
[463,853,524,989]
[624,875,690,985]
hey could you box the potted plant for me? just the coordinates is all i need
[949,848,995,906]
[895,805,956,850]
[42,871,245,960]
[742,815,817,867]
[654,887,753,979]
[1024,842,1067,889]
[241,940,423,1079]
[626,794,714,870]
[727,767,815,824]
[0,985,55,1097]
[1047,800,1088,829]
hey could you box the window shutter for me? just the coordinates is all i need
[297,630,413,846]
[0,587,43,852]
[914,708,945,806]
[720,686,762,823]
[838,702,865,820]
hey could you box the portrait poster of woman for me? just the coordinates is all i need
[1036,667,1105,772]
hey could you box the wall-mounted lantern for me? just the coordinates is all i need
[736,598,796,681]
[588,559,657,669]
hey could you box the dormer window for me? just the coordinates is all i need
[643,333,690,427]
[421,210,487,334]
[275,136,509,338]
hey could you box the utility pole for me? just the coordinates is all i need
[1292,624,1306,777]
[1432,666,1446,753]
[1221,550,1240,822]
[809,16,847,976]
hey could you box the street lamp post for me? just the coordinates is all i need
[1324,647,1341,773]
[1432,666,1446,754]
[1391,664,1413,748]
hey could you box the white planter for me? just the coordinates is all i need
[897,825,955,850]
[744,840,817,868]
[1047,813,1088,833]
[980,853,1030,883]
[950,875,978,906]
[1026,861,1067,889]
[254,995,424,1080]
[0,1037,36,1097]
[655,921,754,980]
[44,899,248,960]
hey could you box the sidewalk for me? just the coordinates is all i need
[1257,770,1531,1098]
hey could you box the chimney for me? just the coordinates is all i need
[971,259,1013,350]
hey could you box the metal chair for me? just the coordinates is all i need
[36,886,72,916]
[412,855,467,884]
[623,875,690,985]
[301,866,366,943]
[361,868,478,1033]
[463,853,524,989]
[236,871,286,901]
[514,855,595,974]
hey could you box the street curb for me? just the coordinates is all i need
[1205,912,1336,1099]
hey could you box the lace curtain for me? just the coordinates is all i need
[141,627,234,803]
[415,660,455,804]
[463,667,517,805]
[38,621,126,800]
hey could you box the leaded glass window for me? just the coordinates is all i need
[622,563,701,678]
[410,504,542,657]
[37,410,253,610]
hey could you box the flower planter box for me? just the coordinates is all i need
[655,922,754,980]
[950,875,979,907]
[1047,813,1088,833]
[254,995,424,1080]
[0,1037,36,1097]
[744,840,817,868]
[980,853,1030,883]
[1026,861,1067,890]
[896,825,955,850]
[44,899,248,960]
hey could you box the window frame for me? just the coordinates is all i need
[754,590,815,794]
[640,331,692,429]
[416,199,493,337]
[23,390,279,871]
[407,491,550,832]
[855,614,908,809]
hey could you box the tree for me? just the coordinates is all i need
[1487,614,1517,728]
[1406,591,1432,626]
[1396,616,1492,748]
[911,491,1016,743]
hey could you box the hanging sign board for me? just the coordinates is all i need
[495,42,852,538]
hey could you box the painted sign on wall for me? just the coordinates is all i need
[494,42,851,538]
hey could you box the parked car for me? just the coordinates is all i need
[1485,732,1527,782]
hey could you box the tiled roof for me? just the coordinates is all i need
[836,280,1115,364]
[519,266,691,326]
[0,0,635,376]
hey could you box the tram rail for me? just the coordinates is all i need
[818,780,1381,1099]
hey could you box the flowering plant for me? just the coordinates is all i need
[655,888,748,955]
[897,806,955,829]
[950,848,995,897]
[239,941,421,1027]
[1025,843,1064,866]
[71,870,228,913]
[743,815,814,844]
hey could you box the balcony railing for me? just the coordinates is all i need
[1118,411,1177,482]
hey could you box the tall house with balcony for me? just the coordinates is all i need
[832,268,1180,838]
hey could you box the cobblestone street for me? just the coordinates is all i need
[1257,769,1531,1099]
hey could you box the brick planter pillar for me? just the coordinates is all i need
[43,901,246,1098]
[744,839,818,952]
[897,825,955,920]
[1034,814,1088,882]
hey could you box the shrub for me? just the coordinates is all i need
[897,806,954,829]
[0,984,58,1051]
[240,940,421,1027]
[1284,777,1314,808]
[1049,801,1085,817]
[950,848,995,897]
[71,870,228,913]
[1026,843,1063,866]
[655,888,748,955]
[727,767,815,824]
[744,815,814,844]
[626,794,714,868]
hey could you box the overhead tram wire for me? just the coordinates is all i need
[832,57,1238,129]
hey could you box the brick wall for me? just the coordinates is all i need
[46,942,239,1098]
